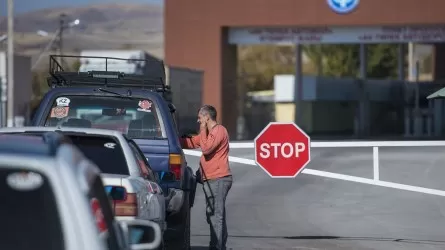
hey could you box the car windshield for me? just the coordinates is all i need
[0,168,64,250]
[43,95,166,139]
[66,135,130,176]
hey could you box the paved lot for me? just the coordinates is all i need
[186,146,445,249]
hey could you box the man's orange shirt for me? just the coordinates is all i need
[180,125,231,181]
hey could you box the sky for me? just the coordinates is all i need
[0,0,163,16]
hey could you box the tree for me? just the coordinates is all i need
[238,45,316,91]
[31,70,49,99]
[303,44,400,79]
[422,52,433,74]
[71,60,81,71]
[238,44,401,92]
[366,44,399,79]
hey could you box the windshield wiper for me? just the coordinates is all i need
[97,88,133,98]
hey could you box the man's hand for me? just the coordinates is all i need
[199,122,208,135]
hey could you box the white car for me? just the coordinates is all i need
[0,132,161,250]
[0,127,167,240]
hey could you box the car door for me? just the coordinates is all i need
[128,141,166,218]
[129,141,160,185]
[88,175,126,250]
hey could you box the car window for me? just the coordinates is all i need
[128,142,157,182]
[0,168,65,250]
[171,111,179,134]
[67,135,130,175]
[43,95,166,139]
[88,176,121,250]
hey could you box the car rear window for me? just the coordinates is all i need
[67,135,130,175]
[0,168,64,250]
[43,95,166,139]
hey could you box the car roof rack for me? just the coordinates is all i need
[47,55,171,100]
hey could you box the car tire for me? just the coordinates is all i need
[189,177,197,208]
[181,206,191,250]
[166,195,191,250]
[158,238,166,250]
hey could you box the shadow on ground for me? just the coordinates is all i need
[192,234,445,246]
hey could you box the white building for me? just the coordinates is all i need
[0,52,32,126]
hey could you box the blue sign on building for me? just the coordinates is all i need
[327,0,360,14]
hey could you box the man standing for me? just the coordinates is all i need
[180,105,232,250]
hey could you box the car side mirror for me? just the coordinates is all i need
[168,103,176,113]
[119,219,161,250]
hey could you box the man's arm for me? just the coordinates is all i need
[199,127,223,155]
[179,135,201,149]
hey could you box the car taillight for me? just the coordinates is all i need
[111,187,138,217]
[169,154,182,180]
[91,198,107,233]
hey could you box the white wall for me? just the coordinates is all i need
[0,52,32,124]
[274,74,412,102]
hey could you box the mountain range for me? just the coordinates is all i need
[0,3,164,70]
[0,0,163,16]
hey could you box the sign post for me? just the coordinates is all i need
[254,122,311,178]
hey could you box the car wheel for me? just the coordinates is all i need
[158,238,166,250]
[166,196,191,250]
[181,206,191,250]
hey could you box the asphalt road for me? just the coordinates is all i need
[186,146,445,250]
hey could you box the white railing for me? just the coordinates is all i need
[229,140,445,182]
[184,141,445,197]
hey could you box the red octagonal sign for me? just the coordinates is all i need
[254,122,311,178]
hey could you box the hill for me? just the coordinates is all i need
[0,3,164,70]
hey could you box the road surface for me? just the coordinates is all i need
[186,146,445,249]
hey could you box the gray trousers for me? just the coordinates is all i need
[202,175,233,250]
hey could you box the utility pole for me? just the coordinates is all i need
[59,13,66,57]
[6,0,14,127]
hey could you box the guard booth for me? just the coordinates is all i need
[165,0,445,139]
[424,84,445,137]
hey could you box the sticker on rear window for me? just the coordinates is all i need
[7,172,43,191]
[50,107,69,118]
[104,142,116,149]
[56,97,71,107]
[137,100,152,113]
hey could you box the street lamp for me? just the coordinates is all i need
[58,14,80,57]
[36,30,49,37]
[71,19,80,27]
[0,35,7,43]
[0,30,52,44]
[6,0,13,127]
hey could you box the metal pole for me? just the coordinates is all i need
[58,14,66,68]
[358,44,367,137]
[236,71,246,140]
[294,44,303,126]
[32,29,61,70]
[6,0,14,127]
[59,14,65,56]
[408,43,414,81]
[0,76,4,127]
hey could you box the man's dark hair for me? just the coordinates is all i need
[199,105,217,121]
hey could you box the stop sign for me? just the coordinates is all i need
[254,122,311,178]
